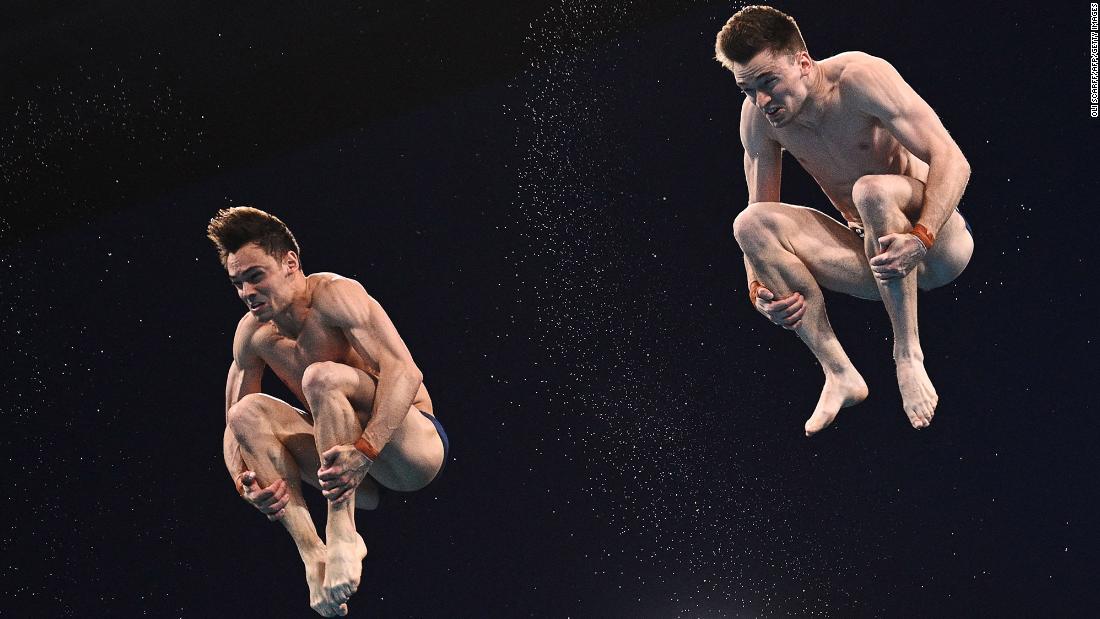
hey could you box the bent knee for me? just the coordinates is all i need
[227,393,273,434]
[851,175,895,208]
[301,361,353,397]
[732,202,786,250]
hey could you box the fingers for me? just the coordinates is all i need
[323,479,356,503]
[318,469,346,498]
[318,465,342,481]
[321,447,338,465]
[321,471,361,503]
[318,463,349,500]
[877,234,897,248]
[760,292,805,324]
[869,247,907,280]
[780,301,807,329]
[327,486,351,505]
[255,480,287,508]
[244,479,290,520]
[238,471,256,499]
[870,260,907,281]
[766,293,800,312]
[334,477,363,505]
[755,285,774,301]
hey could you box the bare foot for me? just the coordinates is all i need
[896,355,938,429]
[804,369,869,437]
[321,534,367,615]
[303,551,345,618]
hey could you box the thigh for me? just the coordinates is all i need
[757,202,882,300]
[245,394,325,481]
[758,199,973,298]
[853,174,973,289]
[245,393,380,509]
[309,363,441,492]
[917,209,974,290]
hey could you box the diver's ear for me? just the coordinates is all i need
[795,50,812,76]
[284,250,300,274]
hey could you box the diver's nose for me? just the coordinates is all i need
[755,91,771,109]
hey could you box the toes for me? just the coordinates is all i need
[323,597,349,617]
[908,408,933,428]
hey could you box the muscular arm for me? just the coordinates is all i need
[317,278,423,455]
[845,56,971,236]
[739,97,783,205]
[222,320,266,485]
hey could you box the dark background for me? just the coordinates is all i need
[3,1,1096,616]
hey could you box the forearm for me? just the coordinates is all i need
[918,150,970,235]
[360,368,422,453]
[223,426,247,484]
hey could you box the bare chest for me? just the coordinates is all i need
[777,113,914,214]
[252,316,355,389]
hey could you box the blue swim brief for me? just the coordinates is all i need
[420,410,450,483]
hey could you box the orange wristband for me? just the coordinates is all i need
[749,280,763,305]
[354,436,380,461]
[910,223,934,249]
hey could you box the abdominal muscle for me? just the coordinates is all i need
[798,146,929,225]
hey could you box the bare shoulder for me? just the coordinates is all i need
[231,313,265,366]
[830,52,905,98]
[309,272,372,326]
[827,51,896,80]
[823,51,919,120]
[309,272,370,302]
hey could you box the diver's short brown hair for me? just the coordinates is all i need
[206,206,300,268]
[715,6,807,71]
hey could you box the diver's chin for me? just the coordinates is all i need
[249,301,273,321]
[768,109,792,127]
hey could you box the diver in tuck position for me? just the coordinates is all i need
[207,206,449,616]
[714,6,974,435]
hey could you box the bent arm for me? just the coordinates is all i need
[740,98,783,205]
[847,57,970,236]
[319,278,423,456]
[222,327,266,485]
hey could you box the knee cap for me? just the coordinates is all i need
[227,393,268,432]
[851,176,890,208]
[732,203,781,249]
[301,361,345,397]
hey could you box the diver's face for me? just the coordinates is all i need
[732,48,810,127]
[225,243,296,322]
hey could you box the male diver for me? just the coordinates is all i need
[207,206,449,616]
[715,6,974,435]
